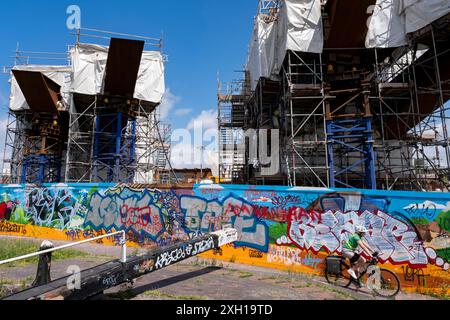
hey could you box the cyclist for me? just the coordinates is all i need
[342,226,378,286]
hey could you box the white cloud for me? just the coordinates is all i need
[187,109,218,131]
[170,109,220,176]
[171,141,219,176]
[159,88,181,120]
[174,108,192,117]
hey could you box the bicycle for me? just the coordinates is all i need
[325,253,401,298]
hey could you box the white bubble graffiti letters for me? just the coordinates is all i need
[288,209,436,268]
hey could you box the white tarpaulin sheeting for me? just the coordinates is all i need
[246,15,276,88]
[70,43,165,104]
[274,0,323,72]
[9,65,72,112]
[366,0,450,48]
[246,0,323,90]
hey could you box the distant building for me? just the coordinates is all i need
[156,168,214,185]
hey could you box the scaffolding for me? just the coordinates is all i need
[3,29,171,185]
[2,48,70,185]
[65,28,169,184]
[371,14,450,191]
[218,1,450,191]
[218,79,248,183]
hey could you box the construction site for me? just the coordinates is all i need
[218,0,450,191]
[1,28,172,185]
[1,1,450,303]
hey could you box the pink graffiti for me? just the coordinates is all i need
[120,204,164,238]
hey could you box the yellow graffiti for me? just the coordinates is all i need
[0,222,138,248]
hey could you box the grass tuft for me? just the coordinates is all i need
[0,239,90,268]
[143,290,208,300]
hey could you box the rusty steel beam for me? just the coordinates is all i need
[324,0,377,49]
[12,70,61,114]
[103,38,145,98]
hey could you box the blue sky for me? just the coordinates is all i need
[0,0,257,137]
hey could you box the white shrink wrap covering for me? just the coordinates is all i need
[246,15,277,90]
[70,43,165,104]
[70,44,108,96]
[246,0,324,90]
[403,0,450,34]
[366,0,450,48]
[366,0,407,48]
[274,0,323,74]
[134,51,166,104]
[9,65,72,112]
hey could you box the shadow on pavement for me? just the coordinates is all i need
[97,266,223,300]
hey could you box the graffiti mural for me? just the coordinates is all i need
[287,208,436,268]
[25,187,88,230]
[180,195,269,252]
[0,183,449,295]
[86,187,167,241]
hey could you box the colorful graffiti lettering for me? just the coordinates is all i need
[180,195,269,252]
[0,220,27,235]
[25,187,87,230]
[287,208,442,269]
[0,183,449,295]
[267,245,322,269]
[86,188,166,241]
[401,265,430,288]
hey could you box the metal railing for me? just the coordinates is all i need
[0,231,127,266]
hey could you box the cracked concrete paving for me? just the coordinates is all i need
[0,237,442,300]
[97,258,440,301]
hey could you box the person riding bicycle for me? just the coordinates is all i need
[342,226,378,285]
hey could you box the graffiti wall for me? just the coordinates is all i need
[0,183,449,296]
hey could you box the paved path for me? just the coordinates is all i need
[0,236,441,300]
[97,258,439,301]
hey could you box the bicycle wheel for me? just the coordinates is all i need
[325,260,353,288]
[364,269,401,298]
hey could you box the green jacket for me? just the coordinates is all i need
[343,234,362,251]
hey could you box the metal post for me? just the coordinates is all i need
[39,154,45,185]
[91,114,101,182]
[21,159,27,184]
[326,120,336,188]
[320,54,330,188]
[32,241,54,287]
[115,112,123,182]
[129,117,137,183]
[365,118,377,189]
